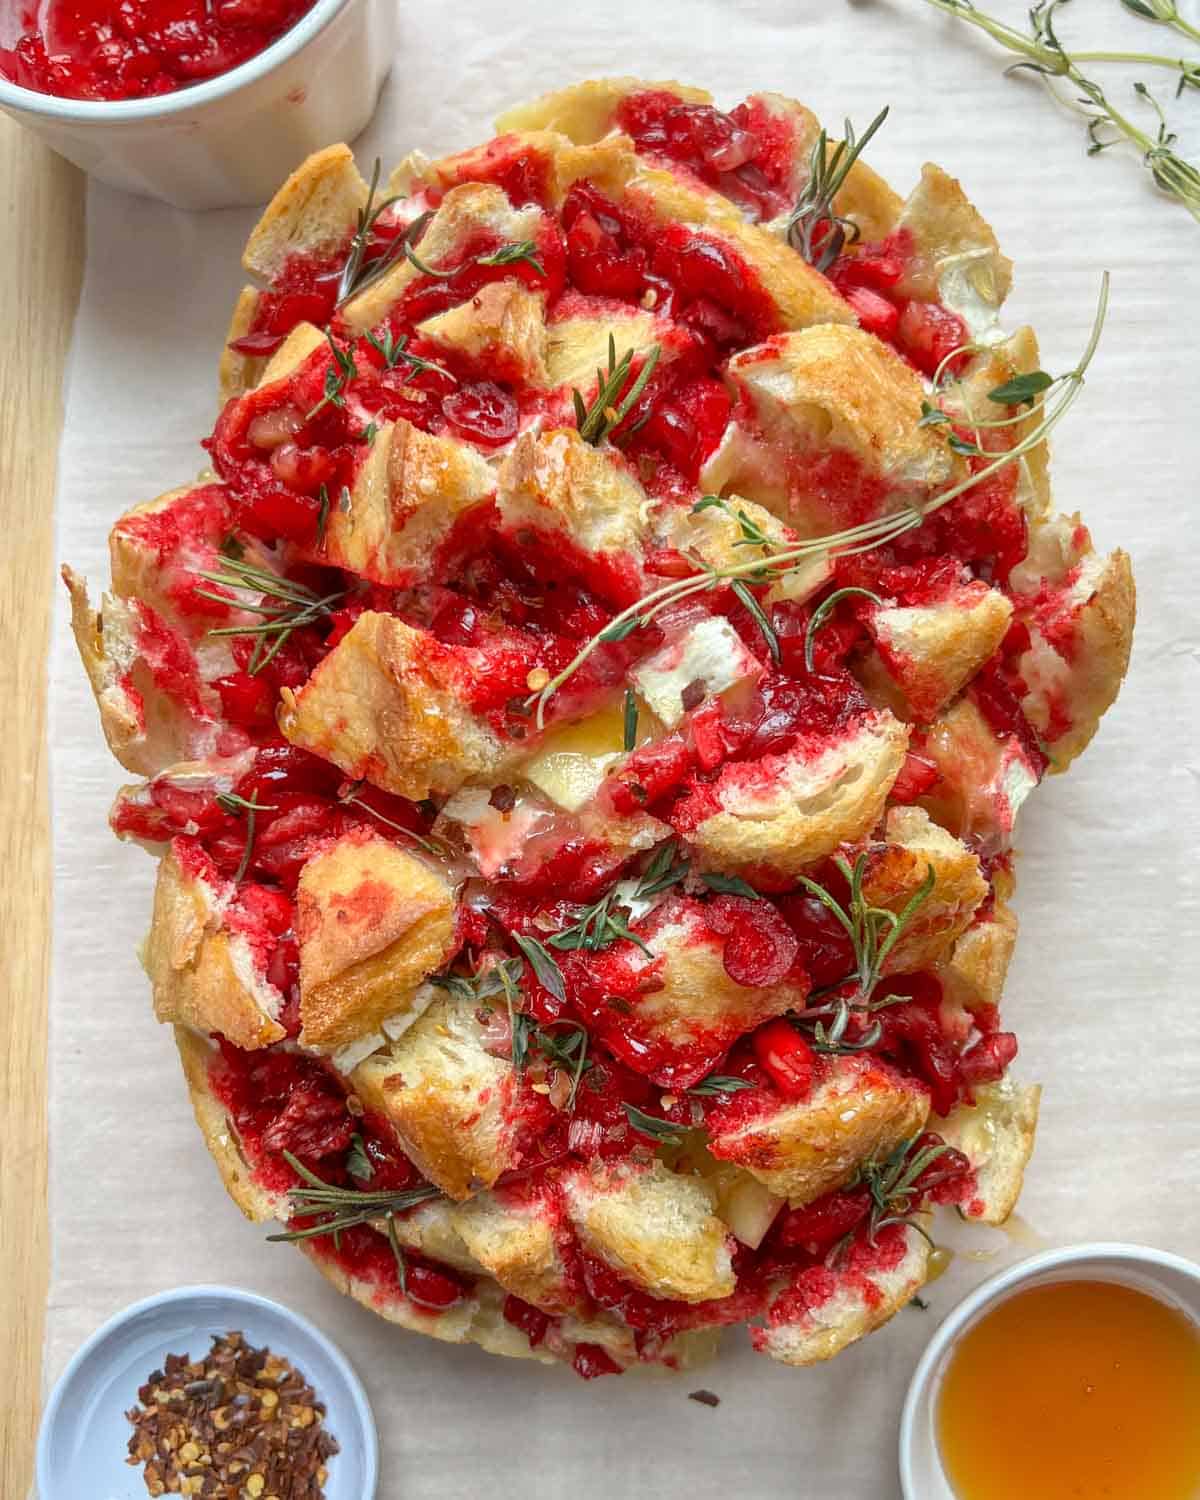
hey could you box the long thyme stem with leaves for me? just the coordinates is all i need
[266,1152,443,1244]
[922,0,1200,216]
[529,274,1109,729]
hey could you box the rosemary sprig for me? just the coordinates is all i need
[573,338,661,445]
[305,331,358,422]
[529,275,1108,728]
[623,688,639,751]
[198,556,346,676]
[798,852,937,1005]
[266,1152,442,1244]
[402,210,457,278]
[215,790,277,884]
[803,587,884,673]
[923,1,1200,210]
[336,158,403,306]
[477,239,547,275]
[787,106,890,270]
[364,327,457,385]
[731,579,780,662]
[855,1135,955,1247]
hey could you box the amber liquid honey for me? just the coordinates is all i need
[937,1280,1200,1500]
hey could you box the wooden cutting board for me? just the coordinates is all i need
[0,116,84,1500]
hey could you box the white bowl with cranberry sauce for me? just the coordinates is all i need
[0,0,396,210]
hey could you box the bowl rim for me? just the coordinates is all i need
[898,1240,1200,1499]
[36,1281,379,1498]
[0,0,352,124]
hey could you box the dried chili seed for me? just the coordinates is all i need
[125,1332,339,1499]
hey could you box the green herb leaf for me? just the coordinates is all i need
[688,1074,755,1097]
[987,370,1055,406]
[787,106,890,269]
[624,1103,694,1145]
[731,579,780,662]
[598,616,643,643]
[346,1134,374,1182]
[623,688,639,752]
[512,933,567,1002]
[267,1153,443,1244]
[701,872,760,899]
[918,400,950,427]
[574,341,661,445]
[477,239,547,276]
[803,587,884,673]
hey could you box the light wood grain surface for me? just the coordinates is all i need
[0,117,83,1500]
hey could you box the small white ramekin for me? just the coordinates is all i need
[0,0,396,210]
[899,1241,1200,1500]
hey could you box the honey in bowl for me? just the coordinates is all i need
[937,1279,1200,1500]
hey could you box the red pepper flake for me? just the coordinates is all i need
[688,1388,721,1407]
[125,1330,339,1498]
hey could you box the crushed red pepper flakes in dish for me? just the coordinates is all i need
[124,1329,338,1499]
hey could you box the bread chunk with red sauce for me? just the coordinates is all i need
[707,1054,930,1207]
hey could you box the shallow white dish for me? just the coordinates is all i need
[37,1283,378,1500]
[0,0,396,210]
[899,1241,1200,1499]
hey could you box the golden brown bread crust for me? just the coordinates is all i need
[175,1026,285,1223]
[278,612,509,800]
[143,845,285,1050]
[296,829,458,1051]
[218,287,265,404]
[708,1056,931,1207]
[242,143,367,285]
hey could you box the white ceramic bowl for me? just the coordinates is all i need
[899,1241,1200,1499]
[0,0,396,210]
[36,1284,378,1499]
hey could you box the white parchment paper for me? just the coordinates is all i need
[46,3,1200,1495]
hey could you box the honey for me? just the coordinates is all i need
[937,1280,1200,1500]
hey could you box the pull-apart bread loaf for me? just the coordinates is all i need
[68,78,1132,1377]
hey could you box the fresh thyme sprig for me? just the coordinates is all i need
[573,338,661,445]
[692,495,776,549]
[532,1019,593,1109]
[528,274,1109,729]
[215,790,277,883]
[623,1103,695,1145]
[787,106,890,270]
[364,327,457,385]
[267,1152,442,1245]
[546,840,689,956]
[1121,0,1200,49]
[197,556,347,676]
[512,933,567,1001]
[923,0,1200,211]
[477,239,547,275]
[688,1074,755,1096]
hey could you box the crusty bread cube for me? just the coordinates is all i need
[279,612,509,801]
[144,842,285,1051]
[866,583,1013,723]
[1008,513,1135,770]
[577,895,807,1087]
[707,1054,929,1206]
[562,1158,735,1304]
[108,482,235,629]
[341,183,549,334]
[418,281,550,387]
[449,1187,578,1313]
[895,162,1012,311]
[674,709,909,881]
[937,1076,1041,1225]
[299,418,495,587]
[295,828,458,1051]
[542,302,665,394]
[63,569,223,778]
[496,428,652,606]
[242,143,368,285]
[861,806,988,974]
[495,77,712,141]
[350,990,530,1201]
[918,698,1041,844]
[723,325,961,532]
[754,1223,929,1365]
[939,897,1018,1015]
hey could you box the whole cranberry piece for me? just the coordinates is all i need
[442,381,519,447]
